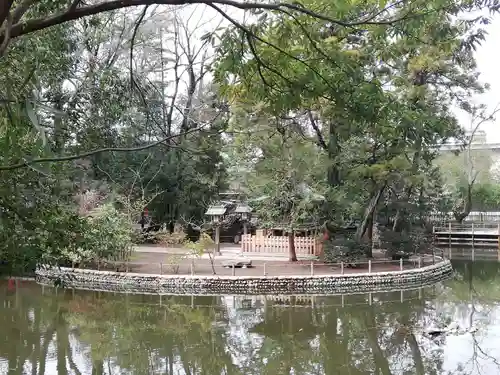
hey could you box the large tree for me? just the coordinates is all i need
[213,0,497,248]
[225,106,326,260]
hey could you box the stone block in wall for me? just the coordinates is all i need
[35,260,453,296]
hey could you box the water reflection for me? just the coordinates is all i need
[0,260,499,375]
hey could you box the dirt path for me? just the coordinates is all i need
[123,252,431,277]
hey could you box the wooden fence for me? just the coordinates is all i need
[241,234,321,255]
[433,222,500,234]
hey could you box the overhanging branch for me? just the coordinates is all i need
[0,0,430,54]
[0,1,14,30]
[0,126,203,171]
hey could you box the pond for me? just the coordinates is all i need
[0,259,499,375]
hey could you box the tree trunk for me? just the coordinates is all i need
[56,331,68,375]
[288,231,297,262]
[91,359,104,375]
[453,183,473,223]
[399,313,425,375]
[407,332,425,375]
[363,311,393,375]
[327,122,341,186]
[38,327,56,375]
[30,307,41,375]
[392,188,410,232]
[0,2,14,31]
[355,185,385,244]
[393,130,423,232]
[52,85,65,153]
[365,210,374,258]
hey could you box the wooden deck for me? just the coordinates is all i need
[442,246,500,261]
[433,223,500,248]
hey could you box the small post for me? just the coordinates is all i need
[497,223,500,250]
[125,261,129,273]
[418,256,421,268]
[472,222,475,249]
[232,265,235,276]
[368,260,372,273]
[399,257,403,271]
[341,261,344,275]
[159,263,163,275]
[432,251,435,265]
[215,225,221,256]
[263,263,267,276]
[190,261,194,276]
[310,261,314,276]
[449,222,452,247]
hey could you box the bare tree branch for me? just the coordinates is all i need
[166,20,180,135]
[0,13,12,56]
[307,110,328,151]
[129,5,149,90]
[0,0,445,58]
[0,0,14,30]
[68,0,82,12]
[0,126,203,171]
[11,0,35,24]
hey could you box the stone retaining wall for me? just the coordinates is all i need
[35,259,453,295]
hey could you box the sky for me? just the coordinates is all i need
[177,5,500,144]
[458,15,500,143]
[66,3,500,146]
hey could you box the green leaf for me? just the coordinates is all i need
[25,99,47,147]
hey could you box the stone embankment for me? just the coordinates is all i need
[35,259,452,295]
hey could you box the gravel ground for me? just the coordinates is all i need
[121,252,429,277]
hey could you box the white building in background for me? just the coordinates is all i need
[430,211,500,222]
[437,130,500,180]
[438,130,500,155]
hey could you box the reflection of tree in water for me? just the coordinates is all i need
[0,285,84,375]
[65,293,241,375]
[0,277,499,374]
[432,260,500,375]
[332,292,444,375]
[249,297,321,375]
[225,291,445,375]
[0,287,241,375]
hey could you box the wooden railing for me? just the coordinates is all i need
[429,211,500,223]
[433,222,500,248]
[433,222,500,234]
[240,234,321,255]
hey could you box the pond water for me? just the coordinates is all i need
[0,259,499,375]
